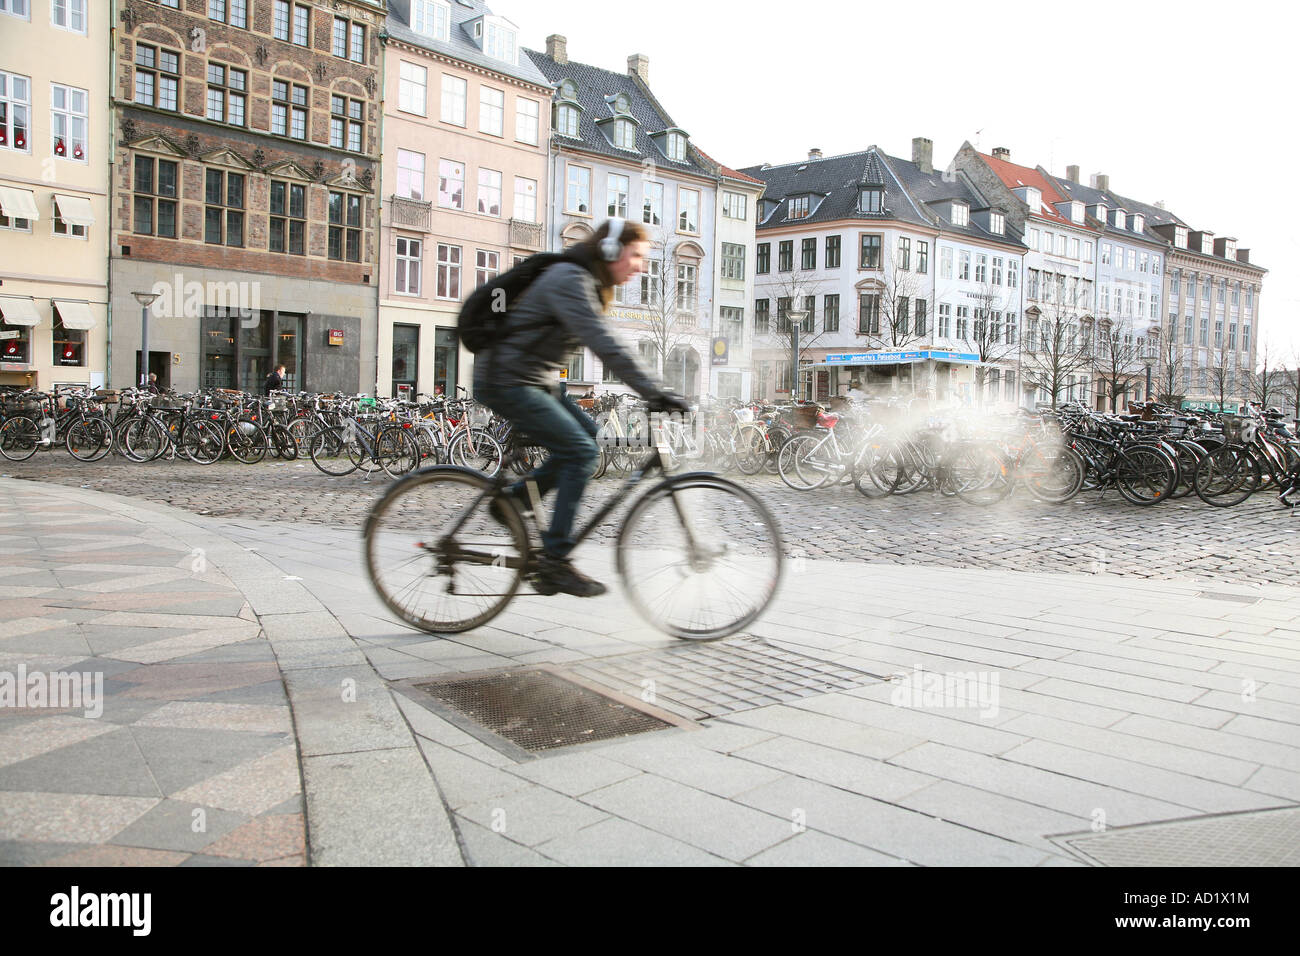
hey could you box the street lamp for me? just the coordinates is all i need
[788,309,809,399]
[132,291,160,388]
[1143,355,1155,402]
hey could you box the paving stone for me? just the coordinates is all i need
[507,750,643,797]
[535,817,733,866]
[455,819,561,867]
[745,830,914,867]
[458,785,609,847]
[0,728,160,797]
[106,799,249,854]
[594,736,787,798]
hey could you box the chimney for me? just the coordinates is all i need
[911,137,933,174]
[1091,173,1110,192]
[546,34,568,65]
[808,147,822,161]
[627,54,649,84]
[1066,164,1080,183]
[992,146,1010,161]
[1154,200,1166,210]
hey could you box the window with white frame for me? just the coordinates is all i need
[51,0,85,32]
[477,168,501,217]
[1005,312,1017,345]
[441,75,466,125]
[210,1,248,28]
[1101,243,1111,265]
[438,159,464,210]
[1,1,30,19]
[1055,234,1066,256]
[722,191,747,220]
[641,258,661,307]
[721,242,745,280]
[1127,248,1136,270]
[399,62,427,115]
[566,164,590,214]
[975,253,987,284]
[207,65,247,127]
[396,149,424,200]
[940,246,952,279]
[52,195,86,238]
[642,181,662,226]
[665,132,685,161]
[513,177,536,222]
[50,84,87,161]
[990,211,1004,234]
[958,250,970,280]
[134,46,179,111]
[555,104,578,137]
[678,188,699,233]
[515,97,538,145]
[485,21,516,63]
[611,119,635,150]
[330,95,363,152]
[271,80,308,139]
[413,0,449,40]
[395,237,422,295]
[1070,237,1079,259]
[787,196,809,219]
[992,257,1003,285]
[676,264,697,312]
[478,86,503,136]
[1008,259,1019,288]
[956,306,969,340]
[1083,241,1093,262]
[606,173,628,218]
[938,303,951,338]
[951,203,968,226]
[435,243,461,299]
[475,249,499,288]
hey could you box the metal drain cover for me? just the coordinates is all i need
[566,637,883,720]
[407,667,682,755]
[1053,806,1300,867]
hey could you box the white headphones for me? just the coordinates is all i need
[599,217,625,262]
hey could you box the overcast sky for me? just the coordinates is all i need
[505,0,1296,364]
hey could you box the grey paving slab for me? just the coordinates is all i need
[279,667,411,757]
[106,798,249,853]
[190,681,296,707]
[1220,714,1300,747]
[178,853,256,867]
[455,818,561,867]
[0,728,159,797]
[414,738,534,810]
[723,703,927,759]
[745,829,915,867]
[534,816,733,867]
[1017,678,1231,728]
[731,736,938,803]
[458,785,609,847]
[0,840,89,865]
[593,736,787,798]
[1110,713,1300,774]
[1241,766,1300,801]
[897,779,1097,851]
[131,726,288,796]
[795,692,1030,755]
[507,750,643,797]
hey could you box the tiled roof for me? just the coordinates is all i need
[524,49,713,177]
[1045,172,1176,245]
[979,152,1083,229]
[385,0,551,89]
[693,147,765,187]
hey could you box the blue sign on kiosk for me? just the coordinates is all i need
[821,349,980,366]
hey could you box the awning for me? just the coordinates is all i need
[53,299,96,330]
[0,185,40,221]
[53,193,94,228]
[0,296,42,327]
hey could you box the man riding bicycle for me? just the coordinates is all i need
[474,218,690,597]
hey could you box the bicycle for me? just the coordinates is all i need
[363,416,783,640]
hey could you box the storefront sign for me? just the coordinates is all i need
[0,330,18,341]
[1,362,32,371]
[711,337,728,366]
[822,350,980,366]
[327,329,344,346]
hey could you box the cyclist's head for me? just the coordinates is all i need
[573,220,650,306]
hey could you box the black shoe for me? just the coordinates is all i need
[532,554,606,597]
[488,487,524,527]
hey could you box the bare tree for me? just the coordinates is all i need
[1206,337,1237,412]
[636,234,698,389]
[1018,301,1095,409]
[757,270,830,399]
[966,280,1020,402]
[1092,310,1150,413]
[1247,339,1279,409]
[1156,329,1188,406]
[862,262,926,351]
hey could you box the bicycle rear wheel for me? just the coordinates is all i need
[1018,442,1084,503]
[377,425,419,478]
[777,434,825,490]
[0,417,39,461]
[950,444,1014,506]
[228,421,267,464]
[449,427,503,476]
[1193,445,1261,507]
[616,475,783,640]
[66,418,113,462]
[308,426,358,476]
[1115,445,1176,505]
[181,419,224,465]
[364,467,529,633]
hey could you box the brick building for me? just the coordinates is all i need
[109,0,384,393]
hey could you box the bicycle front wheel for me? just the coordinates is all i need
[449,427,503,476]
[308,427,358,476]
[228,421,267,465]
[1115,445,1176,505]
[616,475,783,640]
[377,425,419,478]
[949,444,1014,506]
[1193,445,1261,507]
[364,467,529,633]
[181,420,224,465]
[0,417,39,461]
[66,417,113,462]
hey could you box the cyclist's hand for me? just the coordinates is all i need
[648,391,691,415]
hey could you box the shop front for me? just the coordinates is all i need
[810,349,983,402]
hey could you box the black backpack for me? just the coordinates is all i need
[457,252,572,353]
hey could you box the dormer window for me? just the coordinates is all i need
[990,211,1005,234]
[1132,214,1144,233]
[1070,202,1084,224]
[788,196,810,219]
[412,0,450,41]
[1092,204,1107,223]
[1201,234,1213,254]
[1174,226,1188,248]
[666,132,686,161]
[555,104,579,138]
[1024,187,1041,210]
[859,188,883,213]
[611,93,630,114]
[558,79,577,101]
[1112,209,1125,228]
[612,119,635,149]
[485,22,517,63]
[951,202,969,227]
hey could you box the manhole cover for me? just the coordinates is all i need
[1053,806,1300,867]
[566,637,884,720]
[407,667,680,754]
[1197,591,1260,605]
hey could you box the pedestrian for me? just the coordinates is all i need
[264,364,285,396]
[146,372,161,395]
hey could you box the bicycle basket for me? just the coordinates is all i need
[1220,414,1243,443]
[733,407,754,424]
[468,404,492,427]
[791,405,820,429]
[357,397,378,409]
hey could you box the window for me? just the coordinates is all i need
[441,75,467,125]
[479,86,503,136]
[1228,322,1237,350]
[292,3,309,45]
[556,104,579,138]
[640,258,661,307]
[1070,237,1080,260]
[824,294,840,333]
[898,237,911,271]
[133,155,177,238]
[399,62,427,115]
[207,65,247,127]
[565,164,590,214]
[477,168,501,216]
[940,246,952,279]
[1139,251,1148,273]
[917,240,929,275]
[859,234,881,269]
[1200,315,1209,347]
[992,257,1003,285]
[53,307,85,366]
[332,17,348,56]
[860,188,883,213]
[1243,324,1251,352]
[1127,249,1136,270]
[413,0,449,40]
[952,203,968,227]
[754,299,770,334]
[858,294,880,334]
[788,196,809,219]
[938,303,951,338]
[722,192,747,220]
[329,95,363,151]
[897,298,910,335]
[485,21,517,63]
[351,22,366,63]
[956,306,969,340]
[990,211,1004,234]
[1,0,30,18]
[826,235,841,269]
[1008,259,1018,288]
[778,240,793,272]
[776,297,792,332]
[802,238,816,270]
[1057,234,1067,256]
[273,0,290,39]
[975,254,987,284]
[1028,269,1040,300]
[51,0,85,32]
[606,173,629,217]
[756,242,770,275]
[396,237,423,295]
[513,177,537,223]
[435,244,460,298]
[134,46,179,111]
[397,150,424,200]
[1083,241,1093,262]
[611,119,635,150]
[915,299,927,336]
[565,350,584,382]
[475,249,499,288]
[328,191,362,262]
[676,264,697,312]
[269,181,306,254]
[642,181,663,226]
[210,0,248,28]
[801,296,816,333]
[665,132,686,162]
[51,196,85,238]
[721,242,745,280]
[437,159,464,209]
[50,84,86,161]
[958,250,970,280]
[515,97,539,145]
[204,169,244,246]
[720,306,744,344]
[271,80,308,139]
[678,188,699,233]
[0,71,27,152]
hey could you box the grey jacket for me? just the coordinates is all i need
[472,262,662,397]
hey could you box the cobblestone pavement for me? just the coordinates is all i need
[5,454,1298,585]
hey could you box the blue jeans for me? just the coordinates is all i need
[474,383,598,558]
